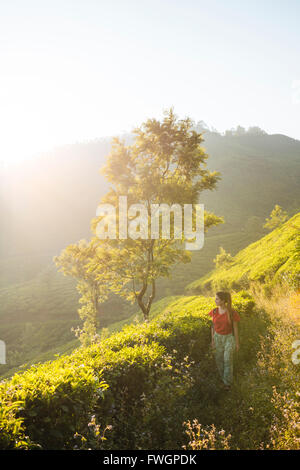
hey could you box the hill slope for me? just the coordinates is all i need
[1,131,299,378]
[0,292,260,450]
[1,289,299,450]
[186,213,300,294]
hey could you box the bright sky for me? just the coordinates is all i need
[1,0,300,164]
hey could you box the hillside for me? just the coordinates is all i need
[1,289,299,450]
[186,213,300,294]
[0,266,136,378]
[0,227,270,378]
[0,216,299,449]
[1,131,299,378]
[1,212,298,380]
[0,292,262,450]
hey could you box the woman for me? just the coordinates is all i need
[208,291,240,390]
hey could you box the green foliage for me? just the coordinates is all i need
[0,399,34,449]
[0,226,266,379]
[88,108,223,320]
[1,287,299,450]
[0,292,257,450]
[214,305,300,450]
[0,359,108,449]
[264,204,288,230]
[267,388,300,450]
[213,246,234,268]
[54,239,112,346]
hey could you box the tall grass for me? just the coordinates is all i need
[249,281,300,325]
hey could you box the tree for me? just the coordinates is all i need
[247,126,266,135]
[235,126,246,136]
[54,239,112,346]
[90,108,223,321]
[213,247,234,268]
[264,205,288,231]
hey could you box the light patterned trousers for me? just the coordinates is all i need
[214,331,236,386]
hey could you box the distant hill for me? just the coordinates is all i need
[186,213,300,294]
[1,130,299,262]
[199,132,300,229]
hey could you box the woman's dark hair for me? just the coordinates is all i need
[216,291,233,325]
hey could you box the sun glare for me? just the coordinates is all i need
[0,103,55,166]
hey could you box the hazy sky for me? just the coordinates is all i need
[1,0,300,163]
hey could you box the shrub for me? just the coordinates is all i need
[0,295,213,449]
[182,419,231,450]
[0,360,108,449]
[0,397,35,449]
[3,290,297,451]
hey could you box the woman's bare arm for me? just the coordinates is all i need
[233,322,239,351]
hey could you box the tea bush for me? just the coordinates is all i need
[0,359,108,449]
[0,291,262,449]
